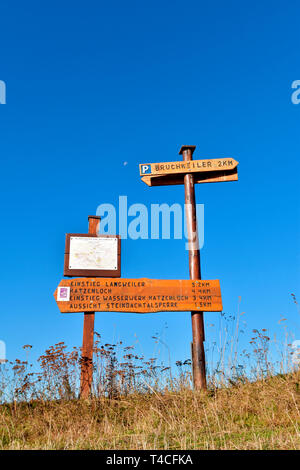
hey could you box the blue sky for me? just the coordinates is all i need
[0,1,299,370]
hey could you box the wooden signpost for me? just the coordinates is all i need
[78,216,100,398]
[54,145,237,396]
[64,216,121,398]
[140,155,238,187]
[140,157,238,176]
[139,146,238,390]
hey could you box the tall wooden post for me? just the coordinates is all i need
[80,215,100,398]
[180,145,207,390]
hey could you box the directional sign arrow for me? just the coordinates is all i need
[139,158,238,177]
[54,278,222,313]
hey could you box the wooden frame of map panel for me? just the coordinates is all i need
[64,234,121,277]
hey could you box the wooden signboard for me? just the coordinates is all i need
[139,157,238,177]
[54,278,222,313]
[137,146,238,391]
[64,234,121,277]
[141,167,238,187]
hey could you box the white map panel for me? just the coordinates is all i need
[69,237,118,270]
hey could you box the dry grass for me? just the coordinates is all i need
[0,370,299,450]
[1,311,299,450]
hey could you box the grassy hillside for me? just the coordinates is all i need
[0,370,299,450]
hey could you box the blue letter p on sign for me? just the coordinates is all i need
[141,164,151,174]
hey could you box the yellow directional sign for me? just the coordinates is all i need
[139,158,238,177]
